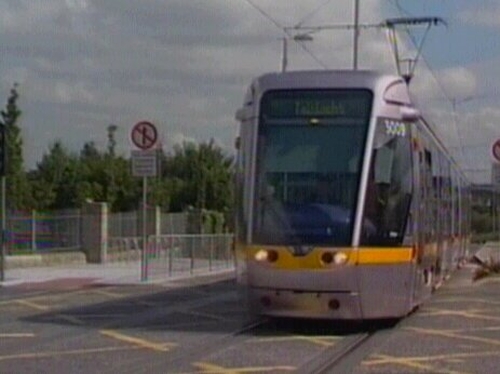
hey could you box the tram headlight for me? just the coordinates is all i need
[255,250,268,262]
[333,252,348,265]
[254,249,279,263]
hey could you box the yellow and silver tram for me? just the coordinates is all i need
[234,70,470,320]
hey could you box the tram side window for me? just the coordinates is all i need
[362,134,413,246]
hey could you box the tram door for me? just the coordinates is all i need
[413,128,435,304]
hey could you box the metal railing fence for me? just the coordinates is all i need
[105,234,234,281]
[146,234,234,280]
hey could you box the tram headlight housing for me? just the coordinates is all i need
[321,251,348,266]
[320,252,334,265]
[333,252,348,265]
[254,249,279,263]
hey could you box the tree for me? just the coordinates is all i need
[0,83,32,211]
[29,141,71,210]
[162,139,233,212]
[78,140,139,211]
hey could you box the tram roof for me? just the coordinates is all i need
[253,70,403,91]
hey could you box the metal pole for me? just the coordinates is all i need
[141,176,148,281]
[0,176,5,282]
[31,209,36,252]
[353,0,360,70]
[281,37,288,72]
[497,186,500,243]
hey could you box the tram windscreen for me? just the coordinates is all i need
[253,89,373,246]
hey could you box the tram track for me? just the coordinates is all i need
[154,317,269,371]
[304,332,372,373]
[299,319,399,374]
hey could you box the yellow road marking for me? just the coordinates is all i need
[405,327,500,347]
[250,335,341,347]
[478,277,500,284]
[417,308,500,322]
[364,351,500,365]
[0,289,94,310]
[91,289,157,306]
[71,313,127,319]
[0,333,35,338]
[432,297,500,306]
[100,329,177,352]
[0,346,140,362]
[15,299,49,311]
[364,353,472,374]
[91,289,125,298]
[56,314,85,325]
[135,300,158,307]
[13,288,100,304]
[0,299,15,307]
[185,310,230,322]
[428,326,500,335]
[193,362,295,373]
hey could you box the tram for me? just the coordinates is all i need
[233,70,470,320]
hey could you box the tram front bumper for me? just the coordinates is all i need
[248,287,362,320]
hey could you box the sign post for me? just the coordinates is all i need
[0,124,6,283]
[130,121,158,282]
[492,139,500,244]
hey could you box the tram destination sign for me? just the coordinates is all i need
[261,90,372,119]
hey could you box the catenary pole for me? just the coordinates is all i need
[353,0,360,70]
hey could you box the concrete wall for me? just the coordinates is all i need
[82,202,108,264]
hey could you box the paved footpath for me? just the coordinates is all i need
[352,263,500,374]
[0,261,234,289]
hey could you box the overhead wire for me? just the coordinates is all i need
[240,0,329,69]
[240,0,284,33]
[387,1,469,175]
[294,0,335,28]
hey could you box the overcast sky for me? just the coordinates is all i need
[1,0,499,183]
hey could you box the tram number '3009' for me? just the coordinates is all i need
[381,118,407,137]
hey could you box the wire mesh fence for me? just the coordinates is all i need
[5,209,234,282]
[7,210,81,254]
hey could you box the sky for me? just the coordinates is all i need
[0,0,499,183]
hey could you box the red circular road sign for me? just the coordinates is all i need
[492,139,500,163]
[131,121,158,150]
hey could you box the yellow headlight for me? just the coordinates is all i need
[255,250,268,261]
[334,252,348,265]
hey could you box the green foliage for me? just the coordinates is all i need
[29,141,75,209]
[202,210,227,233]
[162,139,233,212]
[0,83,32,210]
[1,87,234,214]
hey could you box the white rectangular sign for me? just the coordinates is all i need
[492,163,500,188]
[131,150,158,177]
